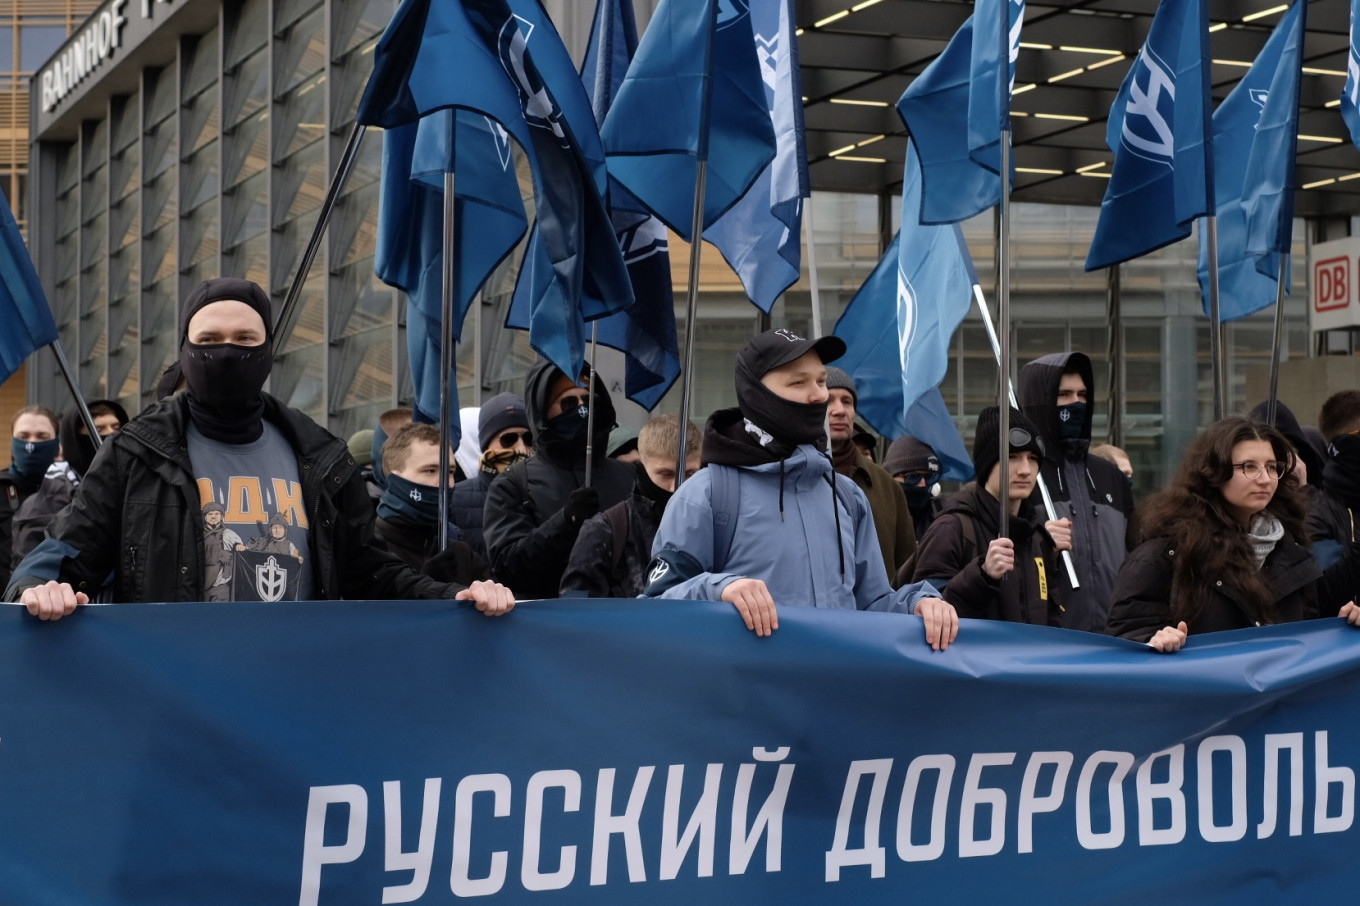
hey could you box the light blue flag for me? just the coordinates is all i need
[1086,0,1212,271]
[0,185,57,385]
[832,142,975,481]
[703,0,809,312]
[572,0,681,411]
[897,0,1025,225]
[1343,0,1360,148]
[375,111,527,425]
[1195,0,1304,322]
[600,0,777,241]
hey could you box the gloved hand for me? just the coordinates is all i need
[564,487,600,526]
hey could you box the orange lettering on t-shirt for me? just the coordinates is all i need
[223,476,266,522]
[272,479,309,529]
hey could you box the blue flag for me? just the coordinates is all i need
[600,0,777,241]
[897,0,1025,225]
[833,143,974,481]
[703,0,809,312]
[1196,1,1304,322]
[569,0,681,411]
[0,185,58,385]
[1086,0,1212,271]
[375,111,527,424]
[1344,0,1360,148]
[358,0,633,387]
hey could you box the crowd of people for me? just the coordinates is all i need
[5,277,1360,654]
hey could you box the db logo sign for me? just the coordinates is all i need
[1315,256,1351,312]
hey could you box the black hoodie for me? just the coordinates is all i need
[1017,352,1135,633]
[482,359,634,598]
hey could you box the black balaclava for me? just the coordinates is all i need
[178,277,274,444]
[8,436,59,486]
[735,356,829,457]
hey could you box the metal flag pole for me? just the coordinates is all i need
[1266,250,1288,425]
[1205,215,1225,419]
[473,289,484,407]
[583,322,599,490]
[804,195,824,338]
[273,123,367,351]
[995,0,1013,542]
[674,161,709,490]
[1106,263,1123,447]
[48,340,102,446]
[438,171,456,551]
[971,279,1080,589]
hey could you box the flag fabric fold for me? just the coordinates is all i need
[359,0,633,391]
[1196,1,1304,322]
[1342,0,1360,149]
[0,185,58,385]
[1086,0,1212,271]
[833,141,974,481]
[896,0,1025,226]
[703,0,809,312]
[599,0,777,241]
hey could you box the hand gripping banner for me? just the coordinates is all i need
[2,599,1359,903]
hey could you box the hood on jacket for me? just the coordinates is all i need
[1018,351,1094,444]
[1248,399,1326,485]
[523,358,617,466]
[60,399,131,478]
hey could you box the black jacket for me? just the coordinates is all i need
[483,360,633,599]
[1106,533,1360,642]
[373,514,490,587]
[1018,351,1136,632]
[560,491,666,598]
[911,483,1062,626]
[0,468,40,592]
[450,470,493,562]
[5,394,459,604]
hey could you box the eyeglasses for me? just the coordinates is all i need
[897,470,940,486]
[496,430,532,449]
[1233,460,1287,480]
[556,393,589,413]
[1008,426,1046,458]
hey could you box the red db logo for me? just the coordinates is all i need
[1315,257,1351,312]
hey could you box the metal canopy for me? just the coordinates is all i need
[798,0,1360,217]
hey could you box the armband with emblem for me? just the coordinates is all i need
[641,548,705,597]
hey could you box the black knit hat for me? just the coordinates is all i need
[883,436,939,478]
[737,327,845,380]
[180,277,274,346]
[972,406,1046,488]
[477,392,529,451]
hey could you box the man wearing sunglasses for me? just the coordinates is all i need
[1017,352,1136,633]
[449,392,532,564]
[483,361,634,599]
[883,436,944,546]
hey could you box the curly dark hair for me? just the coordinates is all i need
[1137,417,1307,626]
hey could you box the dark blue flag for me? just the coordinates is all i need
[897,0,1025,225]
[1086,0,1212,271]
[703,0,808,312]
[1344,0,1360,149]
[0,184,58,385]
[599,0,777,241]
[375,111,527,424]
[358,0,633,387]
[1196,1,1304,322]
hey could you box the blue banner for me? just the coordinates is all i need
[4,600,1360,902]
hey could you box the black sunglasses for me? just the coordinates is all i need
[496,430,533,449]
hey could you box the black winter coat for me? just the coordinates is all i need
[0,468,39,592]
[373,514,490,587]
[560,492,665,598]
[4,394,459,604]
[483,360,633,599]
[911,483,1062,626]
[450,470,493,562]
[1106,533,1360,642]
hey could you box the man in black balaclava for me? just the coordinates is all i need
[9,277,514,620]
[1017,352,1135,633]
[482,359,634,598]
[1307,390,1360,580]
[0,405,60,591]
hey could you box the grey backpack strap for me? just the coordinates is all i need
[709,464,739,573]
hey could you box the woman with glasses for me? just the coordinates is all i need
[1107,417,1360,652]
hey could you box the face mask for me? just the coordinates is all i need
[539,404,591,461]
[181,342,273,419]
[1056,402,1086,440]
[480,448,530,476]
[904,483,934,511]
[8,436,59,485]
[377,472,448,526]
[736,361,829,452]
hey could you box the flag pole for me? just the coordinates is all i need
[996,4,1012,546]
[272,122,367,351]
[1205,215,1225,419]
[674,161,709,489]
[437,171,456,551]
[473,290,483,407]
[47,340,103,447]
[1266,250,1288,425]
[804,194,824,338]
[584,321,599,490]
[1106,264,1123,447]
[970,274,1079,589]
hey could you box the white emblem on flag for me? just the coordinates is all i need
[1121,45,1176,166]
[255,556,289,603]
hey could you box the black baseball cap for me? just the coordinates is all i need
[737,328,846,379]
